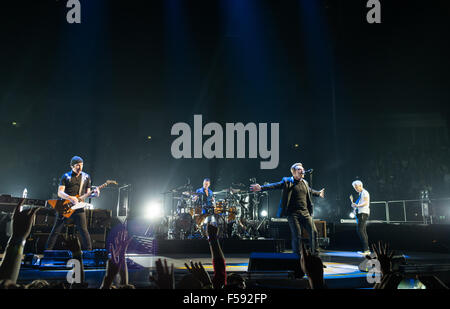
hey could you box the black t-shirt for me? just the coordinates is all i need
[59,171,92,213]
[287,179,309,215]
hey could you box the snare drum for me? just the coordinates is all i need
[174,213,194,235]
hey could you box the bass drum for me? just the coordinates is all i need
[195,214,228,238]
[174,213,194,239]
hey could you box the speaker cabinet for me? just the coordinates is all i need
[248,252,303,277]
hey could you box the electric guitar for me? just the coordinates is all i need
[47,180,117,218]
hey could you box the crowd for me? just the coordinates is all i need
[360,144,450,201]
[0,198,448,289]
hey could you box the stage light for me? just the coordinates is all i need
[349,212,355,219]
[144,200,163,220]
[260,210,268,217]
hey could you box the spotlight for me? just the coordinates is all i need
[349,212,355,219]
[260,210,268,217]
[144,200,163,220]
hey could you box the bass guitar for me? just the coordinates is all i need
[349,194,358,215]
[47,180,117,218]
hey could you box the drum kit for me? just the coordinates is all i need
[163,183,268,240]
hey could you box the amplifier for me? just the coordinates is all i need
[26,232,108,253]
[34,208,56,227]
[86,209,112,229]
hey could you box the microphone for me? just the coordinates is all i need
[304,169,314,173]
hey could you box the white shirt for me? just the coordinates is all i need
[355,189,370,215]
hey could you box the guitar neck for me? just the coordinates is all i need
[78,182,111,200]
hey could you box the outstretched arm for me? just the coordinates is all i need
[100,225,132,289]
[207,224,226,289]
[0,199,40,284]
[310,188,325,198]
[301,243,325,289]
[251,179,285,192]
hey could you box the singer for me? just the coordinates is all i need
[250,163,325,260]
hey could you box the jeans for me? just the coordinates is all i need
[287,212,319,255]
[45,211,92,250]
[356,213,369,252]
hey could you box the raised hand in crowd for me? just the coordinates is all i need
[363,241,403,289]
[206,223,227,288]
[368,241,395,276]
[115,225,133,286]
[100,224,133,289]
[149,258,175,289]
[300,243,325,289]
[12,198,40,243]
[207,223,224,260]
[0,199,40,284]
[184,261,213,289]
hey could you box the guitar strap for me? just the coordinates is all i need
[79,172,89,196]
[78,172,84,196]
[355,192,362,214]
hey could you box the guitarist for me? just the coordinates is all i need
[45,156,100,251]
[351,180,371,256]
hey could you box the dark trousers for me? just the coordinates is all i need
[356,213,369,251]
[287,212,319,255]
[45,211,92,250]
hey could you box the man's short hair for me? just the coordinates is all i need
[203,178,210,182]
[290,163,303,173]
[352,180,363,187]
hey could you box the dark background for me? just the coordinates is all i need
[1,0,449,223]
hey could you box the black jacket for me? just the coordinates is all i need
[261,177,321,218]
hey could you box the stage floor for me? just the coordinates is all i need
[7,249,450,289]
[3,250,378,288]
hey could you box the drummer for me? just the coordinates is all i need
[193,178,215,214]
